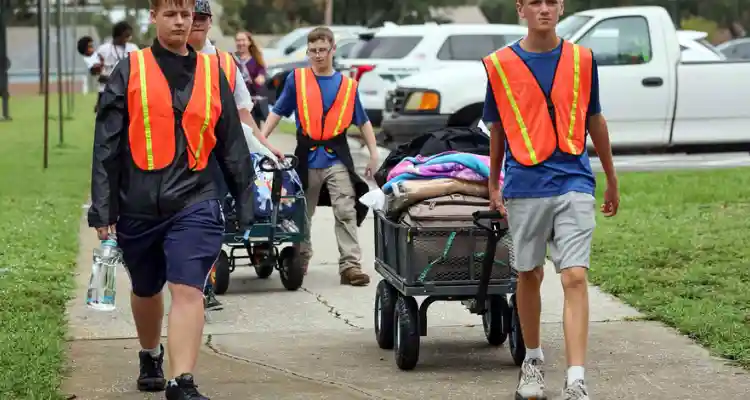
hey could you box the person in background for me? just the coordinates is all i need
[77,36,103,76]
[77,36,105,111]
[255,27,379,286]
[188,0,274,311]
[88,0,254,396]
[95,21,139,112]
[483,1,619,399]
[235,31,269,128]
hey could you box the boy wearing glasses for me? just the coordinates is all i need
[256,27,379,286]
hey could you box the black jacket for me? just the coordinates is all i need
[88,40,254,228]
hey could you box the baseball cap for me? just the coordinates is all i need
[194,0,212,15]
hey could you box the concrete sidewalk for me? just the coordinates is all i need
[63,133,750,399]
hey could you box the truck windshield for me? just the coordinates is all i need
[557,15,592,39]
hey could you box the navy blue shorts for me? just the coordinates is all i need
[116,200,224,297]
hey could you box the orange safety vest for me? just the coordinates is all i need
[127,48,222,171]
[483,40,592,166]
[294,67,357,141]
[215,50,237,92]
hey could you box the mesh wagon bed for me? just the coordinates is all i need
[371,209,527,371]
[373,210,517,298]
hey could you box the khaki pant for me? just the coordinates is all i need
[300,163,362,273]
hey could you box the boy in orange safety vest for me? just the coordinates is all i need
[255,27,380,287]
[483,1,620,399]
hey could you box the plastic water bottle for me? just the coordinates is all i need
[86,235,120,311]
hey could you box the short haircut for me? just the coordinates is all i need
[112,21,132,39]
[307,26,335,45]
[76,36,93,55]
[149,0,196,11]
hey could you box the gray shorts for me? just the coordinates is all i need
[505,191,596,273]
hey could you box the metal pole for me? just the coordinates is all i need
[0,0,10,121]
[38,0,44,94]
[43,0,50,168]
[62,0,71,117]
[56,0,64,144]
[324,0,333,25]
[71,0,77,113]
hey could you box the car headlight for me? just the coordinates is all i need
[404,91,440,112]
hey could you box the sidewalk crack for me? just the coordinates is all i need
[302,288,365,329]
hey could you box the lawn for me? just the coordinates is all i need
[0,94,96,398]
[590,167,750,367]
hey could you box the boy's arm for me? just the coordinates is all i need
[482,83,504,192]
[213,72,255,228]
[353,91,378,158]
[88,60,127,229]
[259,71,296,139]
[586,58,616,186]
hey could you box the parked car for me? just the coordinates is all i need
[337,22,527,127]
[717,37,750,60]
[262,25,366,62]
[380,6,750,153]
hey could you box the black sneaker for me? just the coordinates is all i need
[165,373,210,400]
[137,344,166,391]
[203,292,223,311]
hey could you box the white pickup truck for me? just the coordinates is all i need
[380,6,750,153]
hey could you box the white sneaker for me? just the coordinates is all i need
[515,358,546,399]
[559,379,590,400]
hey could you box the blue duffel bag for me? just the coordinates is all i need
[250,153,303,219]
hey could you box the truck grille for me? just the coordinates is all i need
[385,88,408,113]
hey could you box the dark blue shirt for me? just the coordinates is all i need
[272,70,369,169]
[482,41,602,199]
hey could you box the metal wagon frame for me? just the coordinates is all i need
[210,155,307,293]
[372,209,526,370]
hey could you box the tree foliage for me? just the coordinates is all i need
[4,0,749,41]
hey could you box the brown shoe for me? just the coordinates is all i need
[340,267,371,286]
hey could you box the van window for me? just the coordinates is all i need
[437,34,522,60]
[352,36,422,59]
[578,16,652,66]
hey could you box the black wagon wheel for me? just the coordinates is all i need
[394,295,420,370]
[212,250,231,295]
[483,294,509,346]
[508,294,526,366]
[251,244,274,279]
[278,245,304,291]
[374,280,398,350]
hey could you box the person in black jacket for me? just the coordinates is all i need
[87,0,253,398]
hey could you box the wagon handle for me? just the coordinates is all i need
[471,210,505,233]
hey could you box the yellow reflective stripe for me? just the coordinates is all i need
[299,69,311,136]
[136,50,155,170]
[332,78,354,136]
[223,52,233,83]
[490,52,538,165]
[194,54,212,164]
[566,45,580,154]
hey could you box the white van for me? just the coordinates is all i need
[338,23,527,126]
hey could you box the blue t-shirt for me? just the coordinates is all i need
[482,41,601,199]
[272,70,369,169]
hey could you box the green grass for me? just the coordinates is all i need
[0,94,96,399]
[590,167,750,367]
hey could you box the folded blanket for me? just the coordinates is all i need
[383,151,502,192]
[387,178,489,215]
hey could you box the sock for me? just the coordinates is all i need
[142,345,161,358]
[168,379,178,387]
[567,366,585,386]
[525,347,544,362]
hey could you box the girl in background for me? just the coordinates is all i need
[235,31,269,128]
